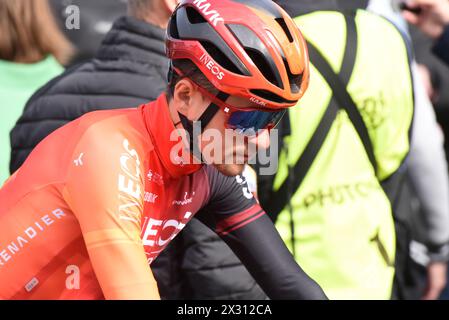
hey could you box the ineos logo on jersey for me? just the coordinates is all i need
[200,53,225,80]
[142,212,193,264]
[192,0,224,27]
[118,139,143,223]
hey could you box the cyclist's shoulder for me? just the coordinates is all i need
[76,107,140,133]
[62,108,151,189]
[73,107,149,148]
[57,106,151,177]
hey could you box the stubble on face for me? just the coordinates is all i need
[213,163,245,177]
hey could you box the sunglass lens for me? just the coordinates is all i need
[227,109,286,136]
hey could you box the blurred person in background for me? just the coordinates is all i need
[9,0,266,300]
[369,0,449,300]
[256,0,414,299]
[0,0,72,186]
[403,0,449,65]
[409,27,449,124]
[49,0,127,66]
[404,1,449,170]
[401,0,449,300]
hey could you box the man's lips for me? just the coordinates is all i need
[232,150,249,162]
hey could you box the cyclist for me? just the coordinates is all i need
[0,0,326,300]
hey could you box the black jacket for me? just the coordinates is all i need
[10,16,168,171]
[49,0,127,66]
[10,16,265,300]
[434,25,449,66]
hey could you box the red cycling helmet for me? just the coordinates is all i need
[166,0,310,111]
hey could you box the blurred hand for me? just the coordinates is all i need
[422,261,447,300]
[402,0,449,39]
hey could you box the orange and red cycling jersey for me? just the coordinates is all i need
[0,94,263,300]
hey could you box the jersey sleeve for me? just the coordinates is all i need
[63,123,159,300]
[218,213,328,299]
[201,165,264,236]
[200,166,327,299]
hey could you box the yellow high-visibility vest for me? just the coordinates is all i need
[273,10,414,300]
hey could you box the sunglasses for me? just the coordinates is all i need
[192,83,287,137]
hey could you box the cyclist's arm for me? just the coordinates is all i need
[201,166,327,300]
[217,212,327,300]
[64,129,159,300]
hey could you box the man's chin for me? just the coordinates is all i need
[213,164,245,177]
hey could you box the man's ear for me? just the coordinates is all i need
[173,78,196,117]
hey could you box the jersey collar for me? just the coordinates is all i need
[143,94,203,179]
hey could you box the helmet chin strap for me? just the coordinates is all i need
[168,64,230,163]
[177,91,229,164]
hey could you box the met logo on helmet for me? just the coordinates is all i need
[200,53,225,80]
[192,0,224,27]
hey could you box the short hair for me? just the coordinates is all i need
[167,59,219,101]
[127,0,154,18]
[0,0,73,64]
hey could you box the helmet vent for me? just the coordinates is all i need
[250,89,296,104]
[169,11,180,39]
[233,0,282,18]
[275,18,294,43]
[244,47,281,88]
[284,58,302,94]
[227,23,283,89]
[200,41,245,75]
[186,6,208,24]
